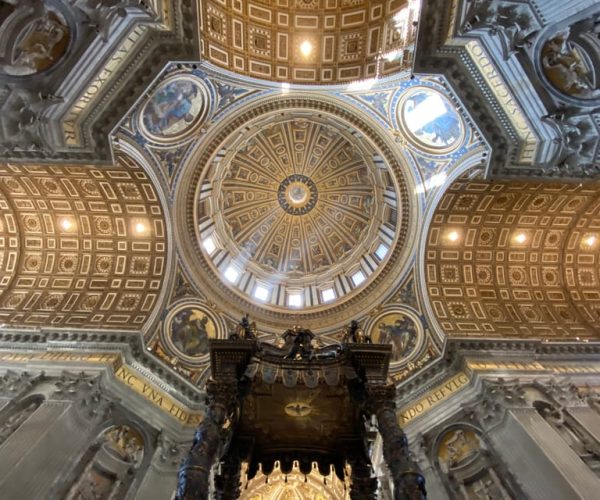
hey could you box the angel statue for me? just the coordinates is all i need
[342,319,372,344]
[282,325,315,360]
[230,313,257,340]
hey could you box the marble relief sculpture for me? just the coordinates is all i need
[0,5,70,76]
[542,30,596,98]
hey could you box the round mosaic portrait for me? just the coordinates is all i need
[369,310,422,363]
[400,88,463,151]
[141,76,210,141]
[164,304,219,359]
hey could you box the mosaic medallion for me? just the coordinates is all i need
[368,310,422,363]
[400,88,463,151]
[141,76,210,141]
[164,303,219,359]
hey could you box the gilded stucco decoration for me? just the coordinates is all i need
[0,155,167,329]
[425,176,600,339]
[197,0,420,83]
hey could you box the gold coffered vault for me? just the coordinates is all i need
[1,0,600,499]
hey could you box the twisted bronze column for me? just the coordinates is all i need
[176,380,241,500]
[348,452,378,499]
[214,444,242,499]
[367,385,426,500]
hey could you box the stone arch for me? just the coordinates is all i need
[64,422,147,500]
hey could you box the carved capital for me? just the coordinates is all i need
[466,378,526,430]
[0,370,44,399]
[53,371,113,425]
[533,378,589,408]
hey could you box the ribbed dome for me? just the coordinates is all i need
[217,118,378,278]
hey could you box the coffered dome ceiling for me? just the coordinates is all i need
[179,95,416,329]
[201,115,391,308]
